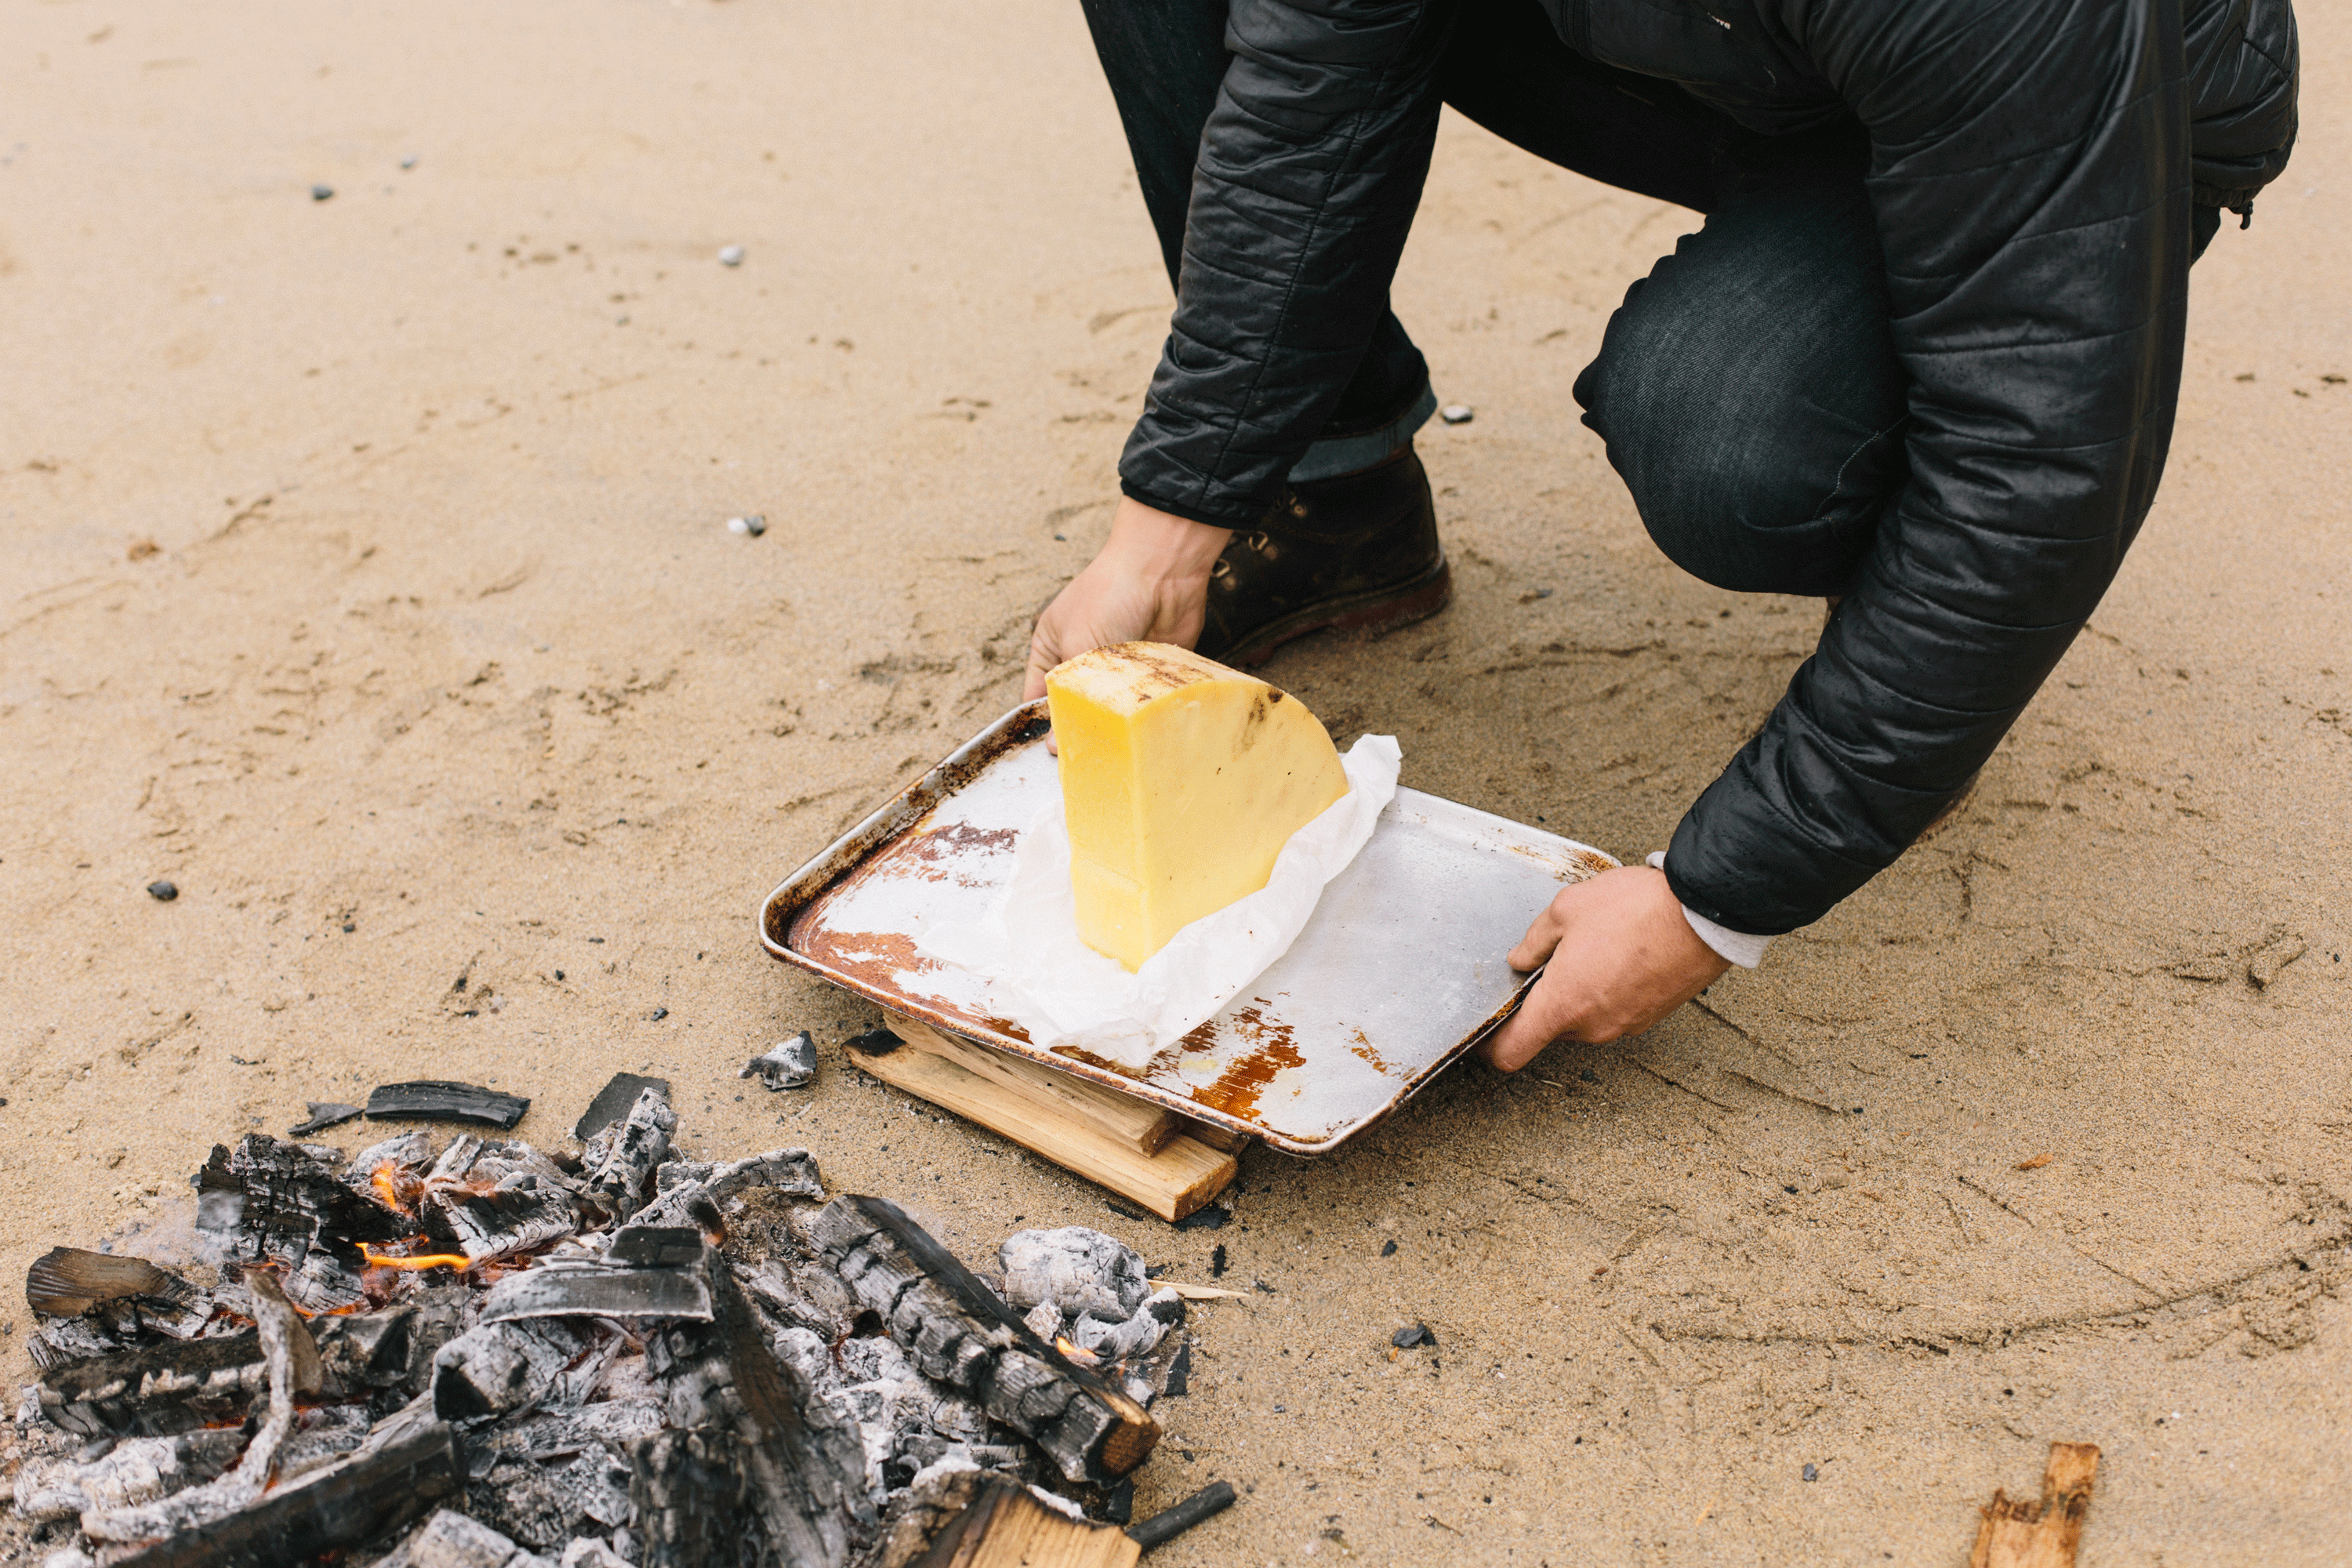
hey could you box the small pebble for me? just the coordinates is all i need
[310,184,334,202]
[650,1007,669,1022]
[727,514,768,537]
[1380,1240,1397,1257]
[1439,404,1474,425]
[1802,1463,1819,1482]
[718,245,746,267]
[1391,1323,1437,1348]
[147,880,178,902]
[398,154,418,170]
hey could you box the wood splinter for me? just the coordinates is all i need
[1970,1441,2100,1568]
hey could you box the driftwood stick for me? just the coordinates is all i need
[808,1195,1160,1483]
[1969,1442,2100,1568]
[1126,1481,1237,1552]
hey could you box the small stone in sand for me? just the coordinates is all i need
[1392,1323,1436,1348]
[1440,404,1474,424]
[1802,1463,1819,1482]
[310,184,334,201]
[399,154,418,170]
[147,880,178,902]
[718,245,745,267]
[727,514,767,536]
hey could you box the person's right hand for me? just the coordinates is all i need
[1023,498,1233,702]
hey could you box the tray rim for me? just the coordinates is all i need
[757,699,1609,1156]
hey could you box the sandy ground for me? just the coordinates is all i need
[3,2,2349,1563]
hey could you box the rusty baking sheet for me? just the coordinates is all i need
[760,702,1617,1156]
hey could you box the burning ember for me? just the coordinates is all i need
[358,1243,472,1273]
[10,1075,1193,1568]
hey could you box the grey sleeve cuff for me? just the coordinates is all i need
[1646,852,1770,969]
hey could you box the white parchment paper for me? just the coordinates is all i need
[920,734,1402,1067]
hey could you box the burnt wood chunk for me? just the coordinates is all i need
[38,1331,267,1436]
[608,1224,706,1267]
[366,1080,532,1130]
[376,1507,554,1568]
[584,1087,677,1215]
[630,1148,825,1230]
[197,1135,405,1265]
[433,1318,587,1421]
[808,1195,1160,1483]
[575,1073,674,1140]
[630,1427,768,1568]
[479,1260,714,1324]
[26,1247,198,1317]
[910,1476,1142,1568]
[101,1420,461,1568]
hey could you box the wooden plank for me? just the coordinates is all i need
[1969,1442,2100,1568]
[915,1476,1142,1568]
[1172,1114,1250,1154]
[848,1038,1236,1223]
[886,1017,1178,1155]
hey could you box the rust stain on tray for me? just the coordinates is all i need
[789,927,945,998]
[844,817,1019,889]
[1186,1006,1306,1121]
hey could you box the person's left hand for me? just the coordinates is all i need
[1478,865,1731,1072]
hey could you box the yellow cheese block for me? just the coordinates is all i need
[1047,642,1349,971]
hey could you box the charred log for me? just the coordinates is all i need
[195,1135,405,1266]
[583,1088,677,1217]
[480,1259,714,1324]
[100,1419,461,1568]
[808,1196,1159,1484]
[37,1332,267,1437]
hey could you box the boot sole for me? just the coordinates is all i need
[1210,557,1454,668]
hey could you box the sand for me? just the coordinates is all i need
[2,2,2347,1562]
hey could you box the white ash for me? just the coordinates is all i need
[997,1228,1148,1322]
[1072,1285,1185,1362]
[12,1431,242,1523]
[742,1031,818,1091]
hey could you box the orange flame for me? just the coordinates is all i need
[1052,1333,1103,1370]
[369,1163,416,1214]
[359,1243,471,1272]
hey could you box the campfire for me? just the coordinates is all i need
[10,1076,1215,1566]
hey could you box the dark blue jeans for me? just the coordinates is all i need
[1078,0,2222,597]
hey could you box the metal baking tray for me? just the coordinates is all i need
[759,702,1616,1155]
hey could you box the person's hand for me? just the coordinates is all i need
[1023,498,1233,702]
[1479,865,1732,1071]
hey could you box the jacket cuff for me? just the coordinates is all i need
[1115,478,1258,530]
[1647,853,1770,968]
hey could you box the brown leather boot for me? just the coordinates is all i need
[1193,445,1453,667]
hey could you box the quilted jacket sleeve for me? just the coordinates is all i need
[1115,0,1456,526]
[1665,0,2227,933]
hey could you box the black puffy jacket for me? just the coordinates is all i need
[1115,0,2299,935]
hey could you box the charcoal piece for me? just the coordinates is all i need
[31,1313,128,1370]
[9,1429,244,1523]
[584,1088,677,1216]
[480,1261,713,1325]
[278,1406,373,1483]
[1072,1287,1185,1363]
[366,1080,531,1130]
[863,1460,987,1568]
[1391,1323,1436,1349]
[197,1135,405,1269]
[1126,1479,1236,1552]
[289,1102,364,1137]
[628,1427,767,1568]
[630,1147,824,1229]
[38,1331,267,1436]
[608,1224,705,1267]
[809,1196,1160,1483]
[478,1403,666,1466]
[376,1505,554,1568]
[467,1456,590,1553]
[740,1031,817,1091]
[999,1229,1149,1322]
[347,1128,437,1182]
[26,1247,198,1317]
[433,1317,586,1421]
[282,1245,372,1316]
[310,1303,423,1391]
[433,1180,581,1266]
[575,1073,673,1141]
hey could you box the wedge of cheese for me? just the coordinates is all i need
[1047,642,1349,971]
